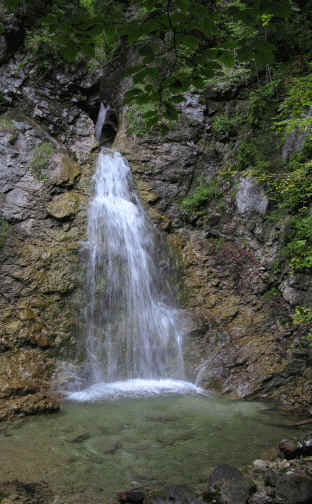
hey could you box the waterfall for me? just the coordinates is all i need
[68,145,202,401]
[95,103,109,141]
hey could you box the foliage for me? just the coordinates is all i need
[274,66,312,137]
[292,306,312,325]
[31,142,55,180]
[247,80,280,127]
[125,105,150,137]
[0,118,17,132]
[283,215,312,270]
[3,0,292,128]
[292,305,312,347]
[211,112,242,137]
[182,178,221,214]
[262,287,279,301]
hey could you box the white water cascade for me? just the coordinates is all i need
[68,146,201,401]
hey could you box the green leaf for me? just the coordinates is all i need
[178,34,200,49]
[253,40,275,65]
[218,51,235,68]
[0,24,4,34]
[124,65,144,77]
[4,0,19,10]
[124,88,144,104]
[165,103,179,120]
[176,0,189,10]
[198,17,214,37]
[139,45,154,58]
[171,95,185,104]
[63,44,78,62]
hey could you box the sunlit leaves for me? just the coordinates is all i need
[3,0,293,126]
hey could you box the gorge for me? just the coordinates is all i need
[1,0,312,502]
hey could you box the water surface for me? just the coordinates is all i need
[0,392,307,503]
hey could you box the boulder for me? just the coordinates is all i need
[205,464,254,504]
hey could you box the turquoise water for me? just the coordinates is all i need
[0,392,307,503]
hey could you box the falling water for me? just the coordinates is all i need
[95,102,109,141]
[68,147,201,400]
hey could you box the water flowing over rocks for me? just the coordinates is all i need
[0,8,312,418]
[113,97,312,408]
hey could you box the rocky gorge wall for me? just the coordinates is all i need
[1,9,312,419]
[0,26,101,418]
[115,90,312,411]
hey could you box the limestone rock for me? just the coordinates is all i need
[47,192,80,220]
[236,177,268,216]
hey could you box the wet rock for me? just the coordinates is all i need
[117,488,145,503]
[280,435,312,459]
[253,460,272,472]
[0,480,53,504]
[49,152,81,187]
[274,473,312,504]
[146,485,202,504]
[47,191,80,220]
[68,432,91,443]
[205,464,254,504]
[279,439,301,459]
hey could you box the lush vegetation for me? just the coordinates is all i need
[181,178,222,215]
[2,0,293,132]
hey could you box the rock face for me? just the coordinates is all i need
[114,92,312,409]
[0,50,99,418]
[1,9,312,418]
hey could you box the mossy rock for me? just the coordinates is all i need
[47,192,80,220]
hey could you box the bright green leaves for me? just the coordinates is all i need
[3,0,294,126]
[274,70,312,138]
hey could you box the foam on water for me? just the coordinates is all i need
[67,379,205,402]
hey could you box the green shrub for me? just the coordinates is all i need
[232,142,258,171]
[283,216,312,270]
[0,118,17,132]
[292,306,312,325]
[274,66,312,138]
[182,178,221,214]
[247,81,280,128]
[211,112,242,136]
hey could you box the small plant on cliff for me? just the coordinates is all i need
[0,118,17,133]
[211,112,242,137]
[292,306,312,347]
[274,66,312,138]
[182,178,221,214]
[125,105,149,137]
[283,215,312,271]
[31,142,55,180]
